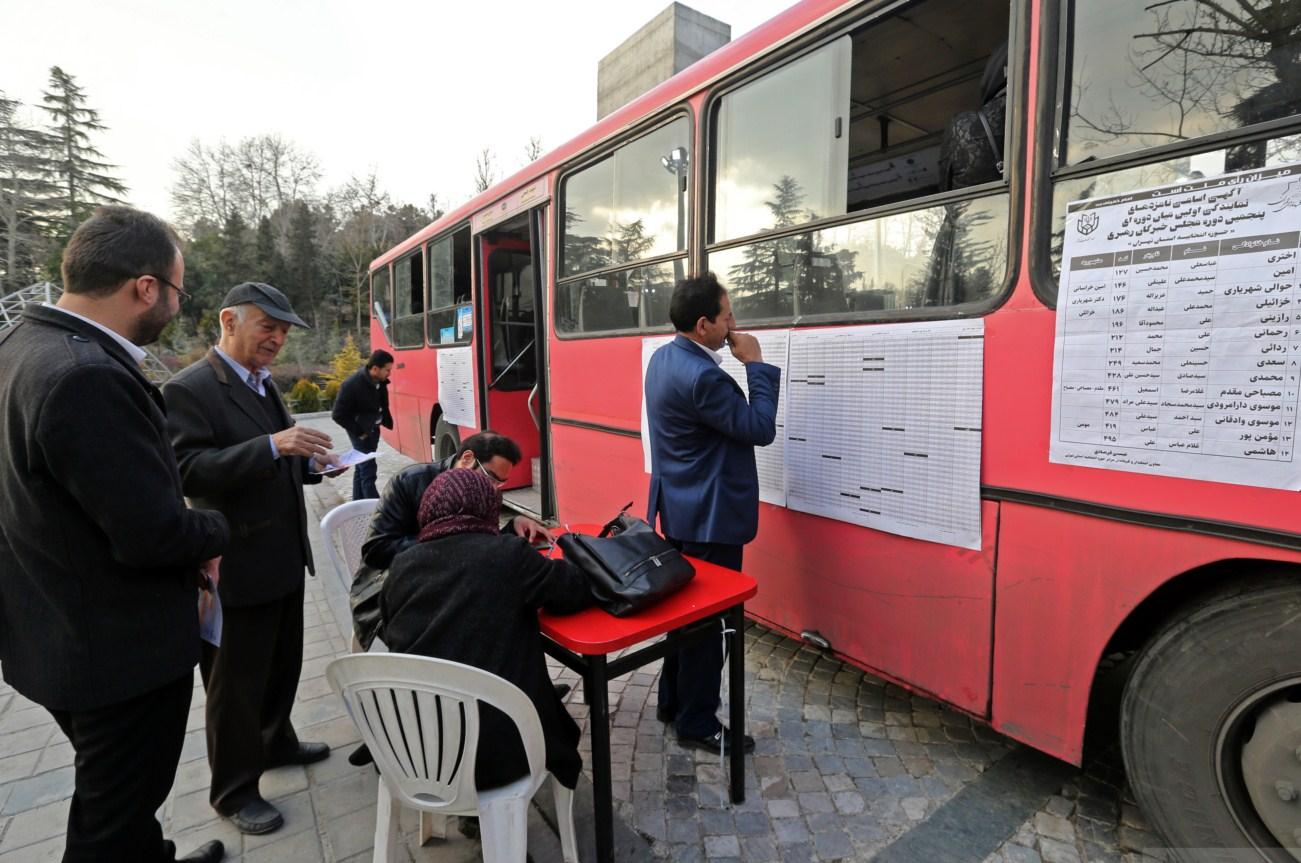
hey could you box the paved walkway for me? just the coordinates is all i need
[0,415,1177,862]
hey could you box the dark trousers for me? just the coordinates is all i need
[201,585,304,813]
[49,672,193,863]
[658,540,743,738]
[348,430,379,500]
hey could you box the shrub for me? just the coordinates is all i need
[288,378,322,413]
[322,379,341,410]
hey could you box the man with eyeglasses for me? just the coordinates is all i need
[352,430,553,646]
[0,206,228,862]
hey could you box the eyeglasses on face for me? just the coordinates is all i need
[475,459,510,486]
[144,273,190,304]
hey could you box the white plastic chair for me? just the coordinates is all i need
[326,653,579,863]
[320,498,380,588]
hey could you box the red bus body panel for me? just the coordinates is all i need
[369,0,1301,768]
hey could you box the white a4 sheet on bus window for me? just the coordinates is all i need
[1050,163,1301,489]
[437,346,476,428]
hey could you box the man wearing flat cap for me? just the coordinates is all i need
[163,282,343,835]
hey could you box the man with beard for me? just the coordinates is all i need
[0,206,229,862]
[164,283,341,835]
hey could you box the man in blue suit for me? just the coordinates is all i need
[645,273,779,754]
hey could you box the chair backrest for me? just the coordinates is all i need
[320,499,380,587]
[326,653,548,814]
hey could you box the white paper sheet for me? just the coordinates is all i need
[436,346,476,428]
[719,331,790,506]
[311,448,378,474]
[784,320,984,550]
[640,336,674,473]
[1049,163,1301,489]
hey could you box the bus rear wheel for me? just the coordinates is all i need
[432,416,460,462]
[1120,577,1301,862]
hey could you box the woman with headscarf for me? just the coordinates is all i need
[380,467,594,790]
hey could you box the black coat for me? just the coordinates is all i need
[0,306,228,711]
[163,350,319,607]
[381,532,593,789]
[331,367,392,439]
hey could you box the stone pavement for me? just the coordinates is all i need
[0,414,1177,862]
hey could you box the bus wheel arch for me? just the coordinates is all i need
[430,407,460,461]
[1097,561,1301,859]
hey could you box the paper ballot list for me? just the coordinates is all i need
[640,319,984,550]
[436,346,476,428]
[1050,163,1301,489]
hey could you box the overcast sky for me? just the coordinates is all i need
[4,0,794,222]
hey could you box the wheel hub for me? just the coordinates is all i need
[1240,692,1301,860]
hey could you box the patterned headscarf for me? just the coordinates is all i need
[417,467,502,542]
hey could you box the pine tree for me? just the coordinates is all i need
[220,211,251,284]
[0,93,59,292]
[285,201,319,322]
[41,66,127,235]
[254,215,286,286]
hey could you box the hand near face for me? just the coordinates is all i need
[726,330,763,364]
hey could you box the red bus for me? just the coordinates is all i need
[368,0,1301,855]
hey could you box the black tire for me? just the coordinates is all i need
[1121,576,1301,862]
[432,415,460,461]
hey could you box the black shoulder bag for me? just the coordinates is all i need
[557,503,695,617]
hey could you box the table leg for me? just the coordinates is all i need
[589,653,614,863]
[728,604,745,804]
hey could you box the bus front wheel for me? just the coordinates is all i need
[432,416,460,462]
[1121,576,1301,862]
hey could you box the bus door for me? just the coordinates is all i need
[474,207,553,520]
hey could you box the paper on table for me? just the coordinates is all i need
[311,448,378,474]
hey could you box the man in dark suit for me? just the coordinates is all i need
[645,272,779,754]
[0,206,228,863]
[331,348,394,500]
[164,282,342,835]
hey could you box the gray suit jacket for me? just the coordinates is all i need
[163,350,320,607]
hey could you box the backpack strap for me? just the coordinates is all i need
[976,108,1004,176]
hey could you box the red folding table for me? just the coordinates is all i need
[539,536,758,863]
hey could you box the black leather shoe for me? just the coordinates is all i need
[656,705,675,723]
[224,797,283,835]
[553,683,572,699]
[678,727,755,755]
[177,839,224,862]
[347,743,373,766]
[266,741,330,767]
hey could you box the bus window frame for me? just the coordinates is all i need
[1027,0,1301,310]
[387,247,427,351]
[697,0,1029,328]
[371,263,393,337]
[553,108,695,341]
[424,221,475,350]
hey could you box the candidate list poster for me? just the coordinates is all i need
[1049,164,1301,489]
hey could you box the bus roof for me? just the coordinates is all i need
[369,0,854,272]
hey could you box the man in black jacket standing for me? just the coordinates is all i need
[164,282,342,836]
[331,349,393,499]
[0,206,228,863]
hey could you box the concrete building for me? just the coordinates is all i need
[597,3,731,120]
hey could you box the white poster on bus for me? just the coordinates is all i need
[437,346,476,429]
[1050,163,1301,489]
[784,320,984,551]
